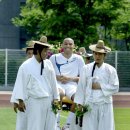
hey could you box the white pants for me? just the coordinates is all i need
[16,111,27,130]
[82,103,115,130]
[16,101,28,130]
[26,97,57,130]
[69,115,82,130]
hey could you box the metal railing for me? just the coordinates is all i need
[0,49,130,91]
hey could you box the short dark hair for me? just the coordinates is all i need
[26,48,33,53]
[86,57,90,60]
[33,43,49,55]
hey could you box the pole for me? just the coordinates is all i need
[115,51,118,70]
[5,49,8,87]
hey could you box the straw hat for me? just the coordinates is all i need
[79,47,86,55]
[33,36,52,48]
[26,41,35,49]
[83,52,93,57]
[89,40,111,53]
[79,47,93,57]
[22,41,34,51]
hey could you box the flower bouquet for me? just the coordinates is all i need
[75,104,91,127]
[52,100,62,115]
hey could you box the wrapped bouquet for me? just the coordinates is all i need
[75,104,91,127]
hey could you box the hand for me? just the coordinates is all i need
[92,82,101,90]
[57,75,79,83]
[53,99,61,108]
[60,75,69,84]
[53,99,59,105]
[18,99,26,112]
[52,99,61,114]
[75,104,91,117]
[75,104,84,117]
[77,104,83,112]
[57,75,69,84]
[13,103,19,113]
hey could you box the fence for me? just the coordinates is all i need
[0,49,130,91]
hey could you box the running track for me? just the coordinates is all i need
[0,91,130,108]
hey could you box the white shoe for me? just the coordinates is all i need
[62,124,70,130]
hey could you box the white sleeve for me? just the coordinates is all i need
[49,55,58,74]
[10,65,28,102]
[78,56,85,75]
[49,55,55,67]
[100,68,119,96]
[74,66,87,105]
[48,60,60,100]
[10,85,19,103]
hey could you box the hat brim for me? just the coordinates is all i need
[26,46,34,49]
[83,53,93,57]
[33,41,53,48]
[89,44,111,53]
[22,46,34,51]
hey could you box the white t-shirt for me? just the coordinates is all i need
[49,53,85,89]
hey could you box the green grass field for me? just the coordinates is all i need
[0,107,130,130]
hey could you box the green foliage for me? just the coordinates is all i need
[52,101,62,115]
[12,0,128,50]
[111,1,130,50]
[12,5,45,38]
[75,104,91,117]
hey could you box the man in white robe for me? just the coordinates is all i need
[49,38,85,130]
[74,40,119,130]
[11,40,35,130]
[11,36,60,130]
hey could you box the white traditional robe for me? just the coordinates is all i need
[74,62,119,130]
[11,56,60,130]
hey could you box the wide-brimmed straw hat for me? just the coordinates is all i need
[22,41,34,51]
[89,40,111,53]
[33,36,52,48]
[26,41,35,49]
[79,47,93,57]
[83,52,93,57]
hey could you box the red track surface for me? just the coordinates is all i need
[0,91,130,108]
[113,92,130,108]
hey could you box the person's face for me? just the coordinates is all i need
[85,57,90,64]
[93,52,105,65]
[62,39,75,54]
[40,47,49,60]
[26,49,33,59]
[79,47,86,55]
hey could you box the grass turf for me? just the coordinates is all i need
[114,108,130,130]
[0,107,130,130]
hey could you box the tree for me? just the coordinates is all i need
[12,0,126,49]
[111,0,130,50]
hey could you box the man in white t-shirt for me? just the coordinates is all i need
[50,38,85,130]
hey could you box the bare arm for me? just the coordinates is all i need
[92,82,101,90]
[56,75,79,84]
